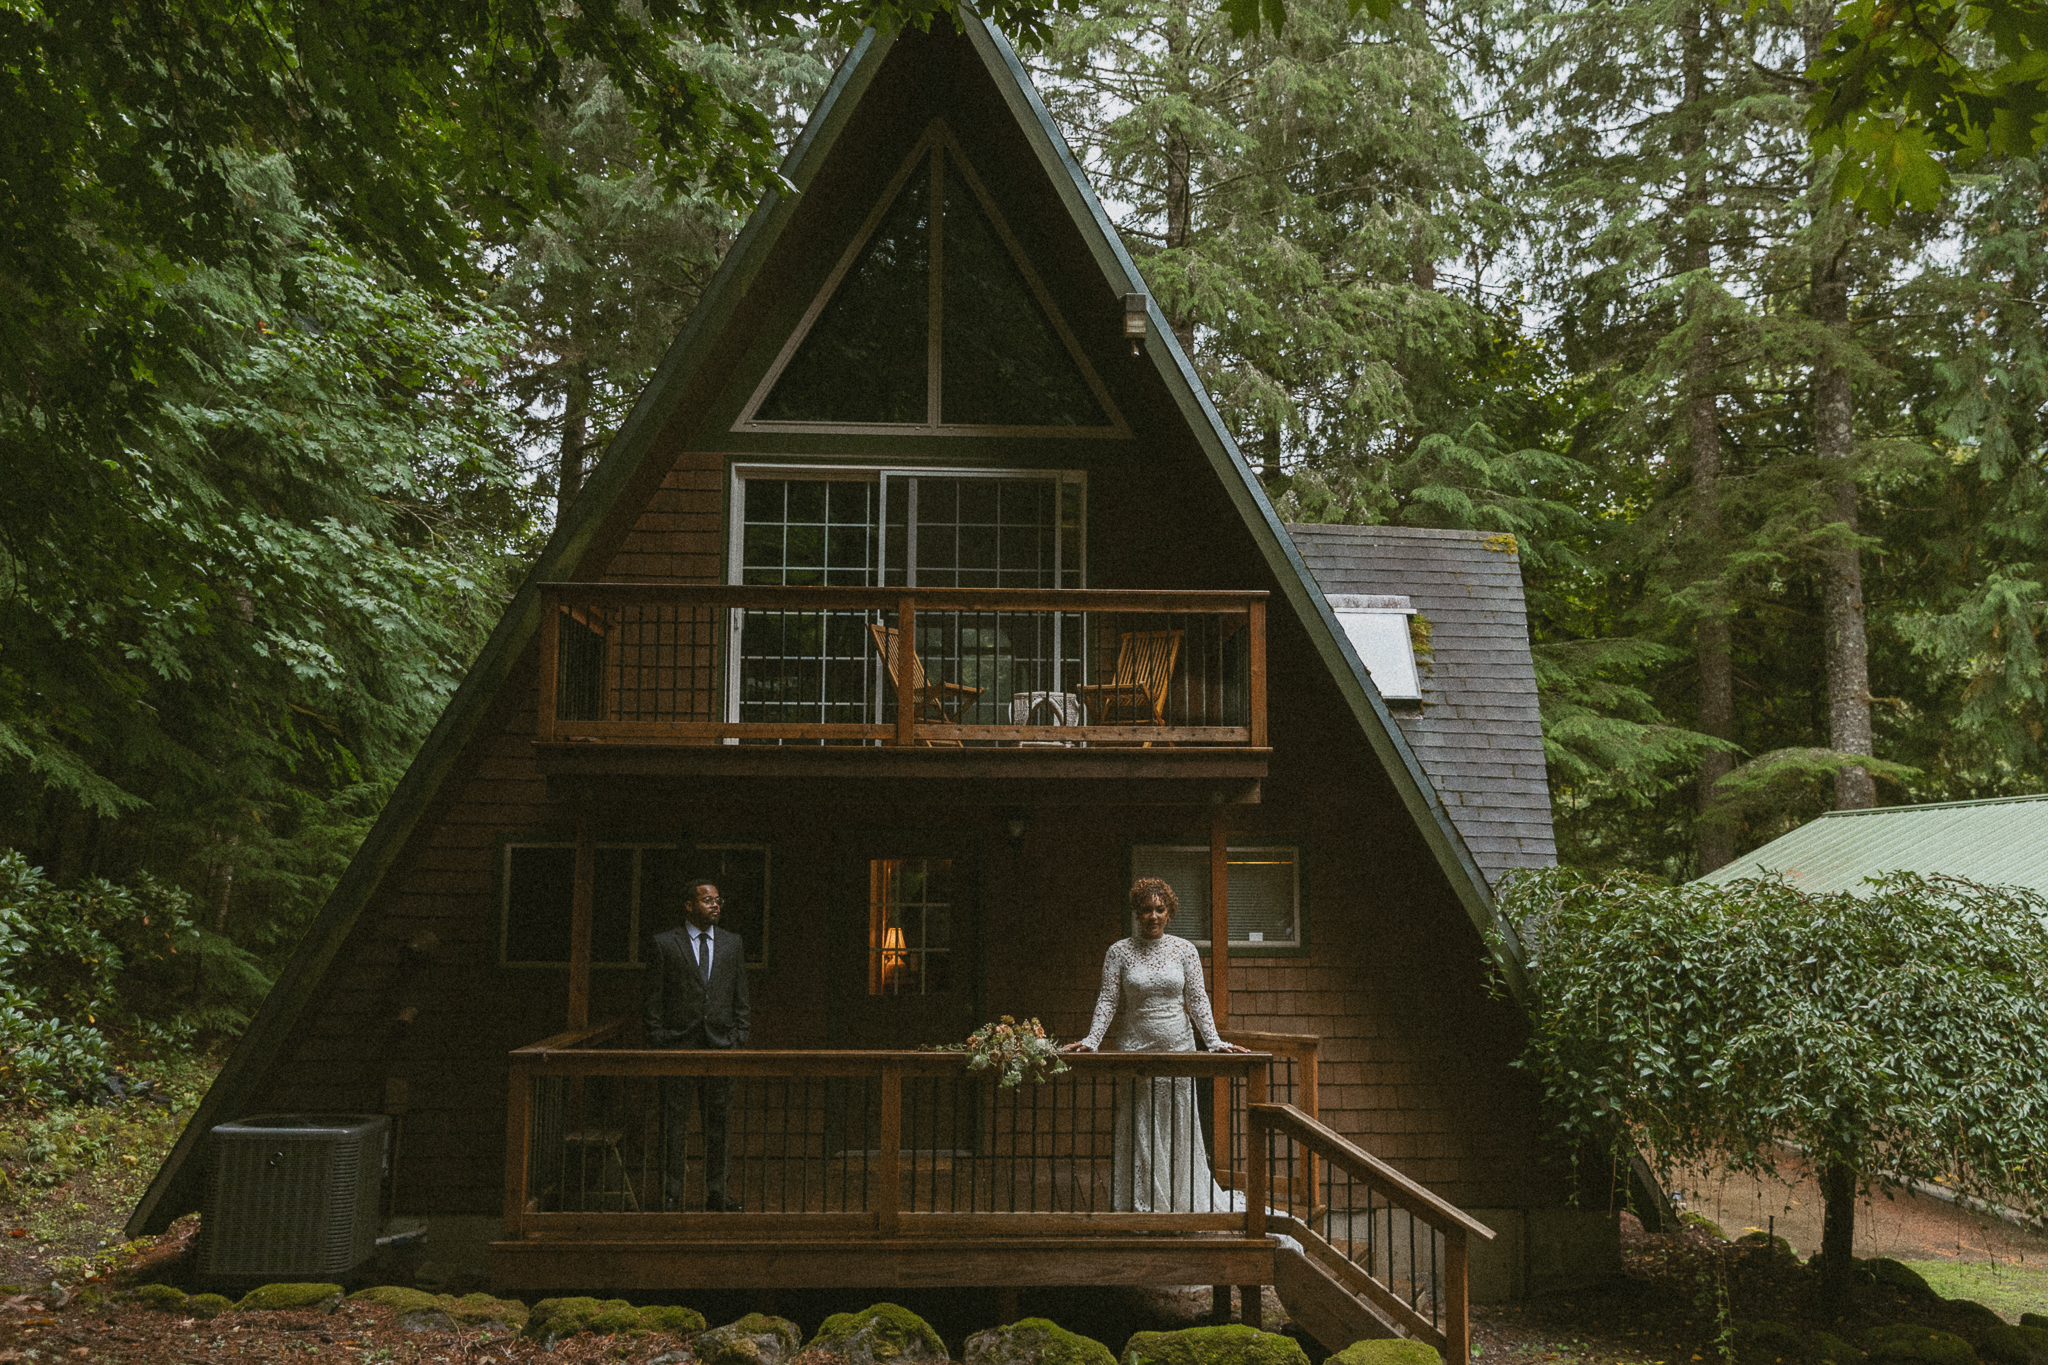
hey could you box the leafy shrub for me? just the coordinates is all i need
[0,851,269,1103]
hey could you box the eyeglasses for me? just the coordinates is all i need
[691,894,723,905]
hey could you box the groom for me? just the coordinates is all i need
[642,878,750,1211]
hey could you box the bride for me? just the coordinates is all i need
[1063,877,1250,1212]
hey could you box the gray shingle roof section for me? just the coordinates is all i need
[1288,524,1557,888]
[1695,793,2048,898]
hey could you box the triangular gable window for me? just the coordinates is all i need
[740,122,1126,436]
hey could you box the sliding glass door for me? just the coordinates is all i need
[728,468,1083,733]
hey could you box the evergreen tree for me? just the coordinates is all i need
[491,32,839,520]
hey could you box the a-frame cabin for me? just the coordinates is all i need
[130,17,1615,1352]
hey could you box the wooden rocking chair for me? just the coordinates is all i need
[1075,629,1183,742]
[869,622,983,747]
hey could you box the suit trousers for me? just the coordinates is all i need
[659,1073,733,1208]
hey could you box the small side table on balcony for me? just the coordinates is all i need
[1010,692,1083,746]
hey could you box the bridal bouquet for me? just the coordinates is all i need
[929,1015,1070,1088]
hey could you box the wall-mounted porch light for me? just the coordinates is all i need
[1124,293,1149,355]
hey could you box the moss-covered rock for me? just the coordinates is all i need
[1121,1324,1312,1365]
[234,1282,343,1312]
[1976,1325,2048,1365]
[1863,1324,1977,1365]
[1813,1332,1865,1364]
[635,1304,708,1336]
[1947,1301,2007,1328]
[698,1313,807,1365]
[1736,1320,1809,1363]
[966,1318,1118,1365]
[2023,1318,2048,1332]
[1681,1211,1730,1241]
[129,1283,189,1311]
[347,1286,445,1314]
[810,1302,949,1365]
[449,1292,528,1330]
[1329,1339,1444,1365]
[524,1296,641,1341]
[1869,1261,1938,1299]
[185,1293,234,1319]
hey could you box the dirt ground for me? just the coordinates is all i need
[3,1204,2045,1365]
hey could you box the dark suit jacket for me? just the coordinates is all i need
[642,924,750,1049]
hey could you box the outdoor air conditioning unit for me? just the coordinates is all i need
[198,1114,390,1282]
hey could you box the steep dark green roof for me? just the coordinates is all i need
[127,16,1512,1238]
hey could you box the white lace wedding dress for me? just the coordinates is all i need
[1078,933,1238,1213]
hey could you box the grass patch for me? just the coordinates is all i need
[1904,1261,2048,1323]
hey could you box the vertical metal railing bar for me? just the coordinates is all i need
[1431,1225,1443,1328]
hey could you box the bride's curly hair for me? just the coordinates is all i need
[1128,877,1178,916]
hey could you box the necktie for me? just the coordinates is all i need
[696,931,711,978]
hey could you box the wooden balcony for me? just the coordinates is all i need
[492,1024,1486,1357]
[532,585,1268,803]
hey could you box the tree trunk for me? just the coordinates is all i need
[1806,12,1875,812]
[1162,10,1197,356]
[1693,362,1735,872]
[1817,1157,1857,1317]
[556,362,591,525]
[1680,2,1735,873]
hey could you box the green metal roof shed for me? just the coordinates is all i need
[1696,794,2048,897]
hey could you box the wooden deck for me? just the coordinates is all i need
[492,1024,1491,1358]
[532,585,1268,794]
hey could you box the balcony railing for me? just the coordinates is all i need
[502,1021,1296,1241]
[536,585,1267,749]
[1255,1102,1496,1363]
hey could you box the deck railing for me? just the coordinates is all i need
[1253,1102,1495,1364]
[536,585,1267,748]
[504,1022,1279,1242]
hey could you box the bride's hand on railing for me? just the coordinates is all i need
[1061,1040,1095,1053]
[1212,1041,1252,1053]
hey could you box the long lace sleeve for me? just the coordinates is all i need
[1179,939,1225,1049]
[1079,941,1126,1050]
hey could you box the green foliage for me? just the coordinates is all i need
[1805,0,2048,219]
[0,852,263,1102]
[1495,866,2048,1224]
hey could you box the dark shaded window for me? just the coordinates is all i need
[502,844,636,966]
[940,174,1104,427]
[502,842,774,967]
[757,158,931,424]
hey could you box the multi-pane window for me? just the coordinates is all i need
[1128,845,1303,952]
[867,857,954,995]
[730,469,1084,730]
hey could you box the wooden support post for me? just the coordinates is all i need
[878,1068,903,1236]
[1209,819,1230,1026]
[1444,1231,1471,1365]
[569,812,594,1030]
[1211,1287,1231,1321]
[1238,1286,1263,1330]
[1301,1044,1320,1212]
[1246,599,1267,748]
[997,1287,1020,1326]
[503,1058,531,1239]
[895,595,918,748]
[537,594,561,743]
[1210,818,1233,1183]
